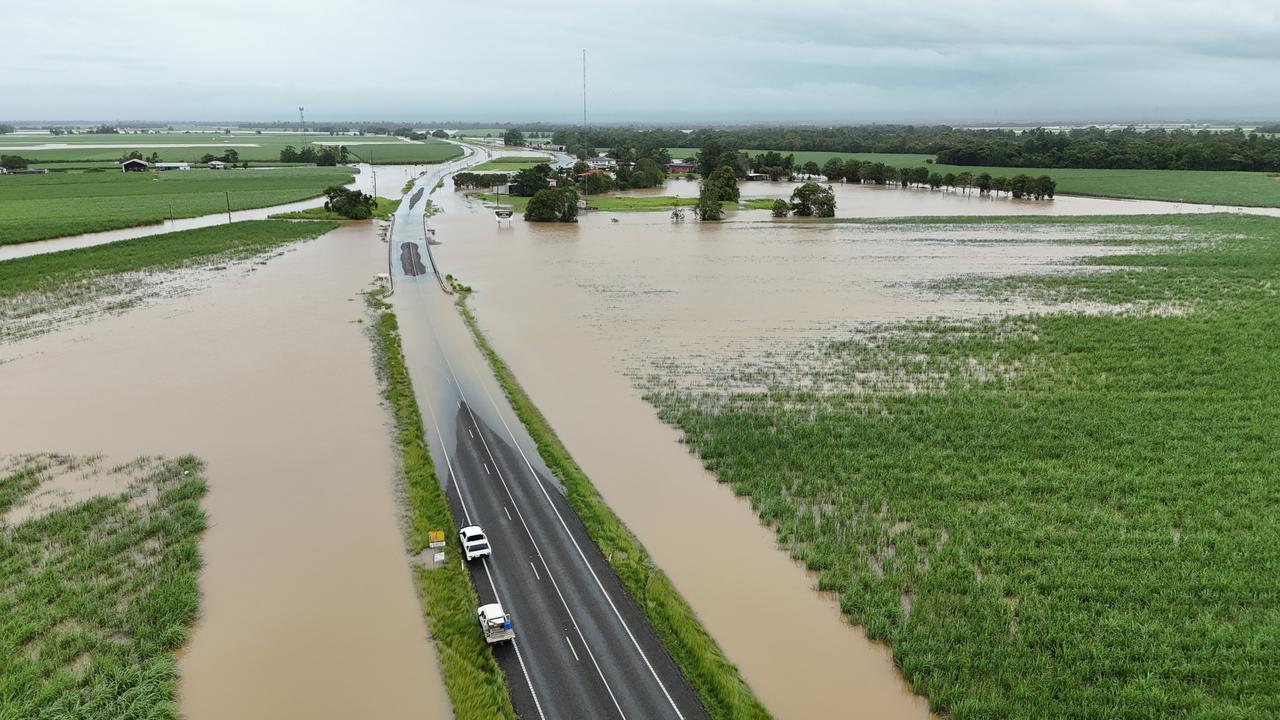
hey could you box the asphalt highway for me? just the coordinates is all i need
[387,144,708,720]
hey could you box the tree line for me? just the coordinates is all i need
[543,124,1280,173]
[279,145,349,166]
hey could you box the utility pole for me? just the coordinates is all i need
[582,49,587,128]
[298,106,305,147]
[225,191,232,223]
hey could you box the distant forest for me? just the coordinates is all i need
[546,125,1280,172]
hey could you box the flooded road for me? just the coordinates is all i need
[425,184,1211,718]
[0,163,429,262]
[0,223,451,719]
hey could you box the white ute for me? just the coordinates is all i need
[477,603,515,644]
[458,525,491,561]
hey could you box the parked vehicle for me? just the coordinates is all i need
[477,603,515,644]
[458,525,491,561]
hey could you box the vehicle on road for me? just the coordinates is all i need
[458,525,491,561]
[477,603,515,644]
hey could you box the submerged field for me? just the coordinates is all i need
[0,454,208,720]
[0,166,353,245]
[663,148,1280,208]
[0,219,338,342]
[645,213,1280,719]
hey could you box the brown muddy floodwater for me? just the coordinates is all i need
[426,185,1208,718]
[0,224,451,719]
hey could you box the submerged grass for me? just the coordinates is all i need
[646,212,1280,719]
[367,291,516,720]
[455,295,771,720]
[0,219,338,342]
[0,454,207,720]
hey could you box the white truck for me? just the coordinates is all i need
[477,603,515,644]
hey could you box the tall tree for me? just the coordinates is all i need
[790,182,836,217]
[503,128,526,147]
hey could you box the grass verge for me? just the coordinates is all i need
[367,290,516,720]
[455,294,771,720]
[0,454,208,720]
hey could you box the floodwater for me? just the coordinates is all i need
[0,224,451,719]
[425,185,1217,718]
[0,163,429,262]
[648,176,1280,217]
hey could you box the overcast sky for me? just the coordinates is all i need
[5,0,1279,124]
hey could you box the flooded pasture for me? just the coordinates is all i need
[0,224,451,719]
[426,184,1206,718]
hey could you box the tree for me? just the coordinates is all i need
[628,158,666,189]
[0,155,30,170]
[524,187,578,222]
[323,186,376,219]
[580,171,615,195]
[695,190,723,221]
[1009,174,1031,199]
[503,128,526,147]
[790,182,836,217]
[431,129,449,139]
[0,123,14,135]
[928,172,943,190]
[821,158,845,181]
[1032,175,1057,200]
[992,176,1010,197]
[976,172,993,195]
[510,165,551,196]
[801,161,821,177]
[771,199,790,217]
[704,165,740,202]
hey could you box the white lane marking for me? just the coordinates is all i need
[468,428,474,439]
[530,561,541,581]
[504,506,512,521]
[416,369,472,527]
[481,560,546,720]
[462,359,686,719]
[460,409,627,720]
[484,462,490,475]
[565,635,580,662]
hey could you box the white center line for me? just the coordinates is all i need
[504,506,512,521]
[483,462,490,475]
[565,635,580,662]
[467,428,474,439]
[530,561,541,581]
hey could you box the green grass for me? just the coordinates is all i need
[664,148,1280,207]
[367,292,516,720]
[646,213,1280,719]
[270,196,400,221]
[2,132,462,166]
[0,219,338,342]
[0,166,354,245]
[467,157,552,172]
[456,296,770,720]
[0,454,208,720]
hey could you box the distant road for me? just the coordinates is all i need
[387,144,708,719]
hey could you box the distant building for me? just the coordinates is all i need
[667,161,694,174]
[155,162,191,171]
[745,172,770,181]
[585,155,617,171]
[120,158,150,172]
[207,160,230,170]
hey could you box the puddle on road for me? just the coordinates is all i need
[0,224,450,720]
[426,185,1204,718]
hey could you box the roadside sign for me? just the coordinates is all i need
[428,530,445,548]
